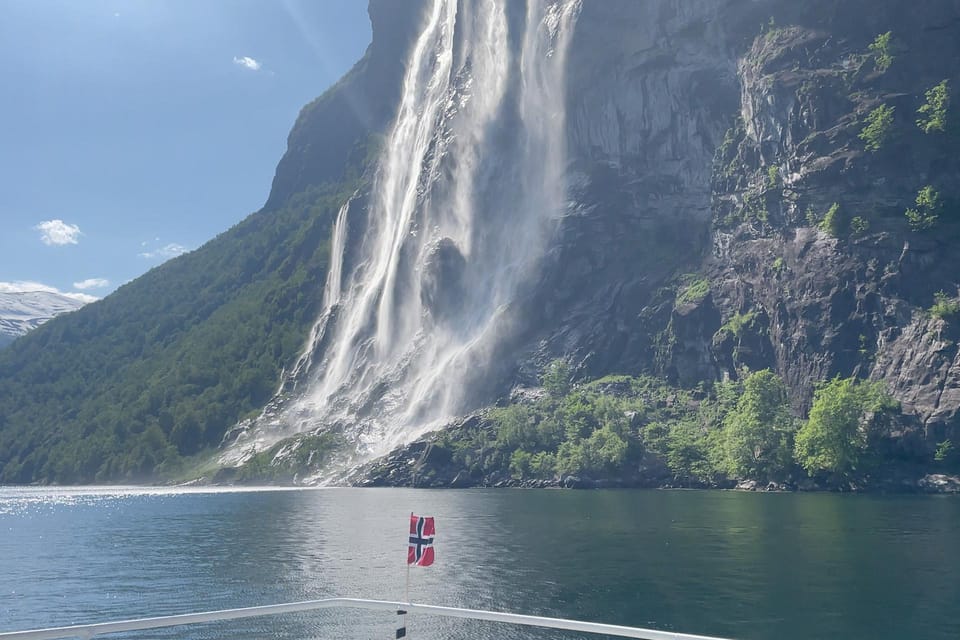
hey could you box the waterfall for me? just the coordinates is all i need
[225,0,580,469]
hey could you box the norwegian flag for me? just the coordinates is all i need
[407,514,435,566]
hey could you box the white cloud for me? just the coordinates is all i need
[73,278,111,290]
[66,292,99,304]
[35,219,82,246]
[0,281,98,304]
[233,56,262,71]
[139,243,188,260]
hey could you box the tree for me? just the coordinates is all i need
[493,404,538,450]
[665,418,717,483]
[542,358,572,397]
[794,377,898,479]
[818,203,843,236]
[722,370,796,481]
[904,185,942,231]
[581,425,628,473]
[868,32,894,73]
[858,104,895,152]
[930,291,960,320]
[916,80,950,134]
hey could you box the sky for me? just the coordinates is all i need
[0,0,372,302]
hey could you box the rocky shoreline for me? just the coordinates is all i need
[340,439,960,494]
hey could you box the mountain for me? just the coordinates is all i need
[0,291,87,349]
[1,0,959,487]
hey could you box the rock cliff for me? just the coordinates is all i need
[509,0,960,457]
[2,0,959,486]
[335,0,960,487]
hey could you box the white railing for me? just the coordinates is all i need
[0,597,732,640]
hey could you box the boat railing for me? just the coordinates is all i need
[0,597,732,640]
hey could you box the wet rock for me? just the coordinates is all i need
[917,474,960,494]
[420,238,467,323]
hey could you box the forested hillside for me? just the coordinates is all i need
[0,0,423,483]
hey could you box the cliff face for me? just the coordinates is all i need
[3,0,959,485]
[228,0,960,484]
[508,0,960,457]
[708,1,960,450]
[264,0,427,210]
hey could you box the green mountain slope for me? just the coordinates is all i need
[0,183,339,482]
[0,1,423,484]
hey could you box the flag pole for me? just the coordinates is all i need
[397,512,412,639]
[405,511,412,604]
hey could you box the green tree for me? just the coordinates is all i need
[766,165,779,189]
[665,418,717,482]
[530,451,557,478]
[930,291,960,319]
[556,440,585,476]
[868,32,894,73]
[916,80,950,134]
[676,274,710,305]
[794,377,898,479]
[858,104,895,152]
[581,425,629,473]
[493,404,538,450]
[509,450,533,478]
[722,370,796,481]
[542,358,572,397]
[818,203,843,236]
[905,185,942,231]
[934,439,955,464]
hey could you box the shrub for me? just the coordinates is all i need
[721,310,757,338]
[818,203,843,236]
[767,165,780,189]
[676,275,710,306]
[859,104,895,152]
[916,80,950,134]
[905,185,942,231]
[581,426,629,473]
[930,291,960,319]
[509,450,533,478]
[541,359,572,397]
[493,404,538,450]
[850,216,870,234]
[868,32,894,73]
[934,439,955,463]
[530,451,557,478]
[665,418,717,482]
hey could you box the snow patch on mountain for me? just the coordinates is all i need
[0,291,89,347]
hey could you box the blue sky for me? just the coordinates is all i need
[0,0,371,301]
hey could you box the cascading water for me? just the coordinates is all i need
[224,0,580,471]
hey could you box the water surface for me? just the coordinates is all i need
[1,487,957,639]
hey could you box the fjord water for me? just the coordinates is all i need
[2,488,958,640]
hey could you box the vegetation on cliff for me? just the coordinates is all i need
[377,362,929,490]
